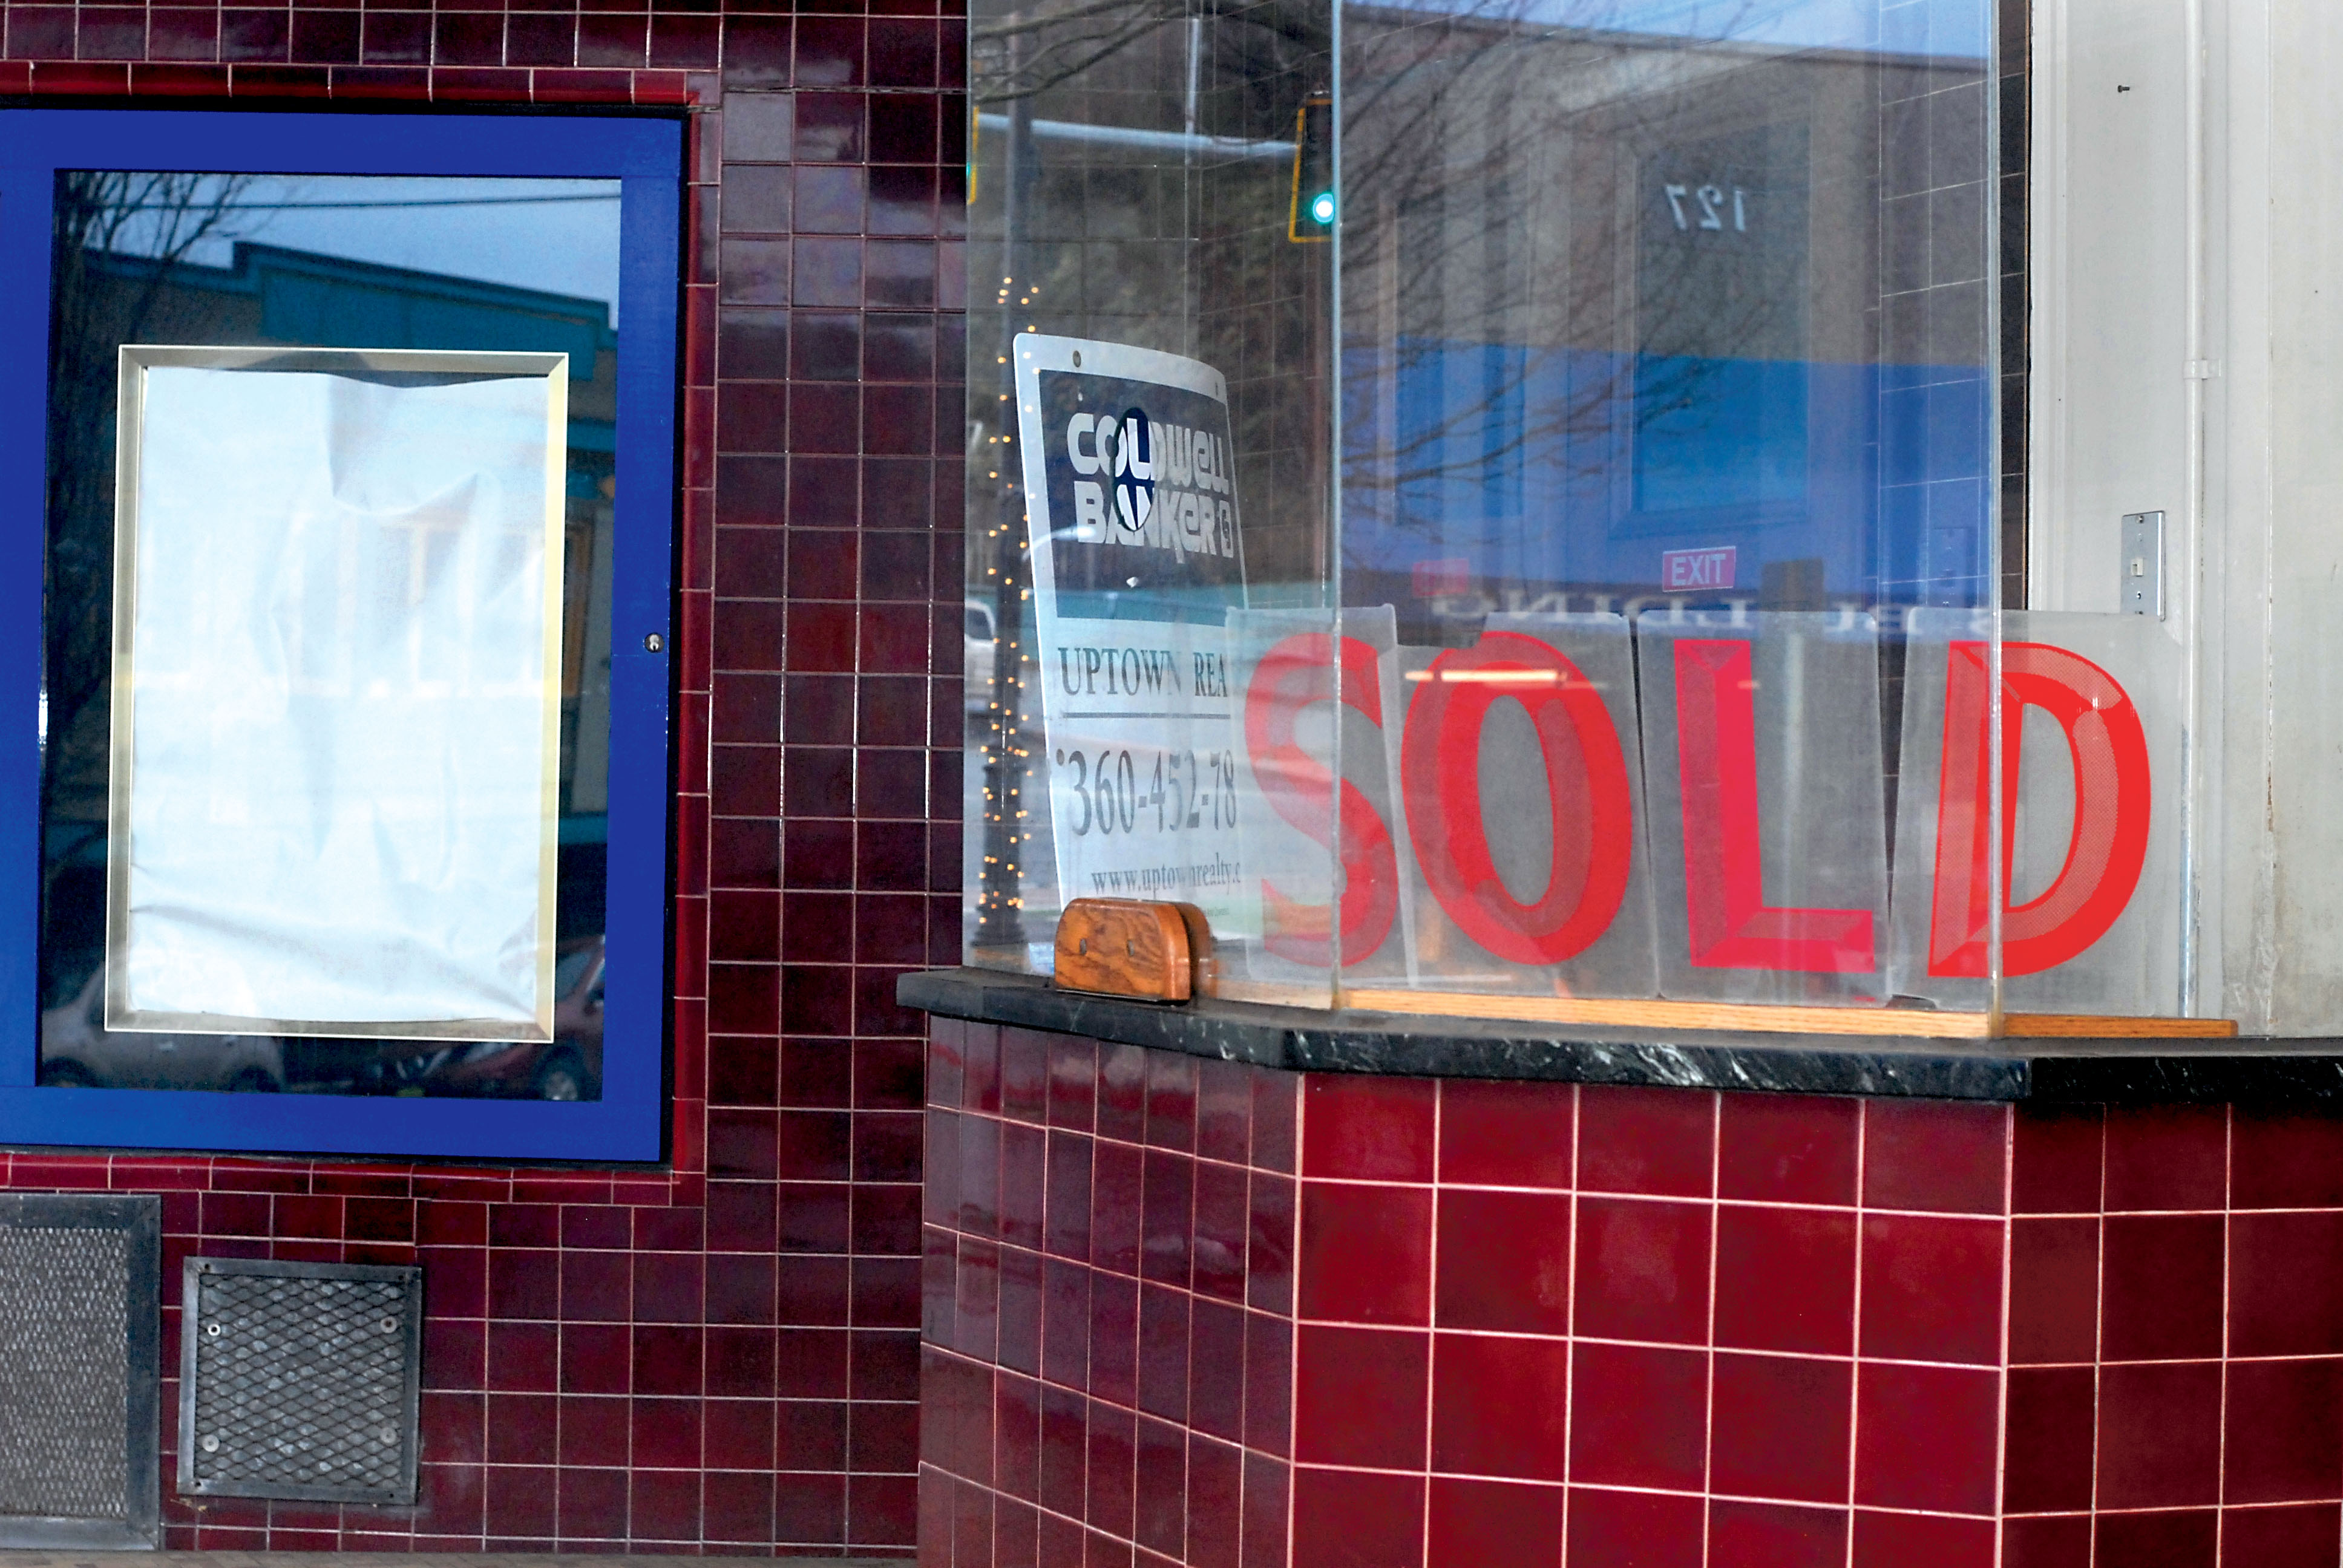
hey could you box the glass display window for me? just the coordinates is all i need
[0,109,681,1156]
[964,0,2234,1035]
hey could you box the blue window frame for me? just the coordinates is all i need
[0,109,681,1160]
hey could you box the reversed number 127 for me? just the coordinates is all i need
[1664,182,1749,232]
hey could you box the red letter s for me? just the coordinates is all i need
[1244,633,1399,967]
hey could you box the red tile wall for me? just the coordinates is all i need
[2004,1103,2343,1568]
[925,1028,2343,1568]
[0,11,966,1554]
[921,1019,1297,1568]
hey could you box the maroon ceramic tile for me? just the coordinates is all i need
[1252,1071,1299,1174]
[1296,1181,1431,1327]
[1192,1160,1250,1304]
[1195,1059,1252,1167]
[1047,1037,1098,1131]
[1247,1172,1297,1318]
[1717,1092,1860,1206]
[1243,1311,1293,1459]
[2097,1359,2224,1509]
[2009,1216,2099,1364]
[1573,1197,1711,1345]
[1139,1151,1194,1287]
[1083,1402,1136,1541]
[1426,1477,1562,1568]
[1301,1076,1435,1181]
[2224,1357,2343,1505]
[1709,1352,1852,1504]
[1090,1140,1143,1277]
[1135,1285,1188,1424]
[1037,1383,1087,1523]
[2233,1106,2343,1208]
[1567,1342,1706,1491]
[1286,1467,1422,1568]
[1852,1362,1998,1514]
[997,1244,1043,1377]
[2011,1103,2103,1214]
[2002,1365,2096,1514]
[1132,1415,1185,1558]
[1578,1084,1714,1197]
[1862,1099,2006,1214]
[1096,1045,1149,1145]
[998,1123,1046,1254]
[1858,1212,2004,1364]
[1182,1434,1242,1568]
[1565,1486,1703,1568]
[1087,1273,1138,1407]
[1143,1051,1197,1153]
[2222,1503,2342,1568]
[1435,1078,1575,1188]
[1429,1331,1570,1481]
[998,1029,1049,1123]
[2102,1103,2224,1211]
[1044,1132,1093,1262]
[1999,1515,2091,1568]
[1713,1204,1855,1355]
[2100,1212,2224,1361]
[1187,1297,1245,1444]
[1293,1324,1427,1470]
[1038,1256,1089,1393]
[1434,1187,1572,1335]
[2092,1509,2217,1568]
[1708,1500,1846,1568]
[1850,1510,1995,1568]
[2233,1209,2343,1356]
[1239,1452,1290,1568]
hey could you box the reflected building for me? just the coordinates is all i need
[41,235,618,1094]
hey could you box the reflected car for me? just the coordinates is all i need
[966,596,997,712]
[38,969,284,1092]
[419,937,604,1100]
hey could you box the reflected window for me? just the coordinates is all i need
[43,174,621,1100]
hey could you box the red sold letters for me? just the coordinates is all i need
[1672,639,1876,972]
[1400,632,1634,964]
[1238,622,2157,982]
[1926,641,2152,978]
[1242,632,1400,965]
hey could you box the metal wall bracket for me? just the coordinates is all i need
[2122,510,2167,617]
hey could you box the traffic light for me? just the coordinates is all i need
[1288,94,1334,242]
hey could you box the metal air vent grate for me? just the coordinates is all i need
[177,1257,422,1504]
[0,1194,159,1548]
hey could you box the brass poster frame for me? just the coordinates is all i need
[104,344,569,1043]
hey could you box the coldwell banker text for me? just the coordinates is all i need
[1064,409,1237,561]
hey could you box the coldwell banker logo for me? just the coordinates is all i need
[1064,402,1237,561]
[1110,408,1155,532]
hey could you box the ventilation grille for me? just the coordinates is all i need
[178,1258,422,1505]
[0,1228,129,1519]
[0,1195,159,1549]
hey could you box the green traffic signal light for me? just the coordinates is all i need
[1288,94,1333,242]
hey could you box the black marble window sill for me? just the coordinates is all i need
[898,967,2343,1103]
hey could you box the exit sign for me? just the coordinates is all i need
[1661,546,1737,591]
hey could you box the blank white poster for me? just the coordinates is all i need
[115,361,563,1034]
